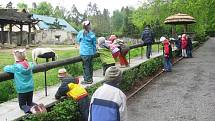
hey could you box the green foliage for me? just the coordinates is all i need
[64,63,83,77]
[17,2,28,10]
[23,83,102,121]
[31,2,53,16]
[0,81,16,103]
[119,56,163,92]
[23,99,80,121]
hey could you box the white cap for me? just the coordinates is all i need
[160,36,166,42]
[82,20,90,26]
[13,49,26,61]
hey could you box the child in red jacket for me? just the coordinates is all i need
[160,37,172,72]
[181,34,187,57]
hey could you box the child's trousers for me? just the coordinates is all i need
[18,91,36,113]
[182,49,187,57]
[164,57,172,71]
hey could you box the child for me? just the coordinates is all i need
[89,66,127,121]
[97,37,116,76]
[186,35,192,58]
[175,35,182,57]
[107,35,121,60]
[3,49,39,114]
[115,39,130,68]
[160,37,172,72]
[181,34,188,57]
[55,68,90,121]
[108,35,129,67]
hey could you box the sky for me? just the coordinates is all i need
[0,0,148,14]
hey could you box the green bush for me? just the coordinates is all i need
[23,99,80,121]
[120,56,163,92]
[0,81,16,103]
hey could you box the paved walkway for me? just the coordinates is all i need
[127,38,215,121]
[0,48,163,121]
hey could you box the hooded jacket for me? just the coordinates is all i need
[4,62,35,93]
[88,83,127,121]
[76,30,97,56]
[141,27,154,44]
[181,36,188,49]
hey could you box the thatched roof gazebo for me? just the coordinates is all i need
[164,13,196,33]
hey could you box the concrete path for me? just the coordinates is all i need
[0,48,163,121]
[127,38,215,121]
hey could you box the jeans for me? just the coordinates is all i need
[78,96,90,121]
[146,44,152,59]
[81,55,93,82]
[18,91,36,113]
[164,57,172,71]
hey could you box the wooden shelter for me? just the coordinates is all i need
[164,13,196,33]
[0,9,38,46]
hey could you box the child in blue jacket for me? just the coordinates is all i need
[4,49,36,114]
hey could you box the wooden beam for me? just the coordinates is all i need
[9,24,12,44]
[0,42,163,82]
[1,24,4,45]
[27,24,31,46]
[20,24,23,46]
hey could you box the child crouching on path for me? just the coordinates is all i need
[3,49,40,114]
[55,68,90,121]
[97,37,115,76]
[160,37,172,72]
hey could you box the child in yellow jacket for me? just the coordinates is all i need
[55,68,89,121]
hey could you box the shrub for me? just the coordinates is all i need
[0,81,16,103]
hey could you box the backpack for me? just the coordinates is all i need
[90,98,120,121]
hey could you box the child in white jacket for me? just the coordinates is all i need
[88,66,127,121]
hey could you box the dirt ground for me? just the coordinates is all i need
[127,37,215,121]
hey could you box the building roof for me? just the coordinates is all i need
[32,14,78,34]
[0,9,37,25]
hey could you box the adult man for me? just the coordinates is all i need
[141,25,155,59]
[89,66,127,121]
[55,68,90,121]
[76,20,96,84]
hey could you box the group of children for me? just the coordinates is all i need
[160,33,192,72]
[3,33,193,120]
[3,46,127,121]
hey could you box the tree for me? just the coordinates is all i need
[17,2,27,10]
[111,10,124,34]
[31,2,53,16]
[53,6,66,19]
